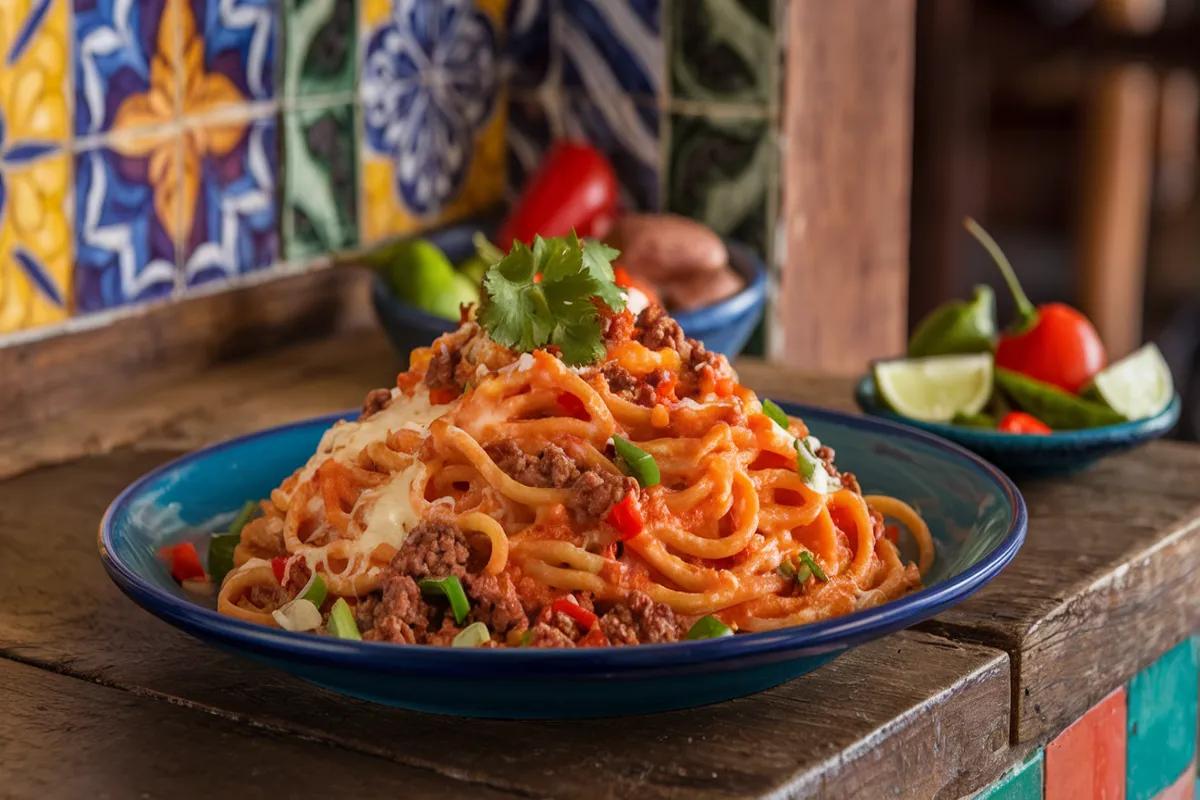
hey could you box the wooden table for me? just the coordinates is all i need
[3,329,1200,798]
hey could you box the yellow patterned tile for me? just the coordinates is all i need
[362,155,426,244]
[0,154,73,332]
[0,0,70,143]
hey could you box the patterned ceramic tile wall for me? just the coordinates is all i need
[0,0,513,341]
[505,0,782,265]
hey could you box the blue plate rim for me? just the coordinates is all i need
[98,402,1026,677]
[854,373,1182,443]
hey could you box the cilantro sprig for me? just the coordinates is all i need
[479,233,626,366]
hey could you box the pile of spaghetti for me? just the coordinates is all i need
[214,235,933,648]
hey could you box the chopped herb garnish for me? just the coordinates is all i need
[208,500,259,583]
[778,558,812,585]
[478,233,625,366]
[797,551,828,582]
[794,439,816,481]
[612,435,660,487]
[452,621,491,648]
[327,598,361,640]
[229,500,259,535]
[686,615,734,640]
[299,573,328,607]
[520,629,536,647]
[418,576,471,625]
[761,399,790,430]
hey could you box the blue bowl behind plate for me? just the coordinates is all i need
[855,374,1182,477]
[371,223,768,368]
[100,402,1025,719]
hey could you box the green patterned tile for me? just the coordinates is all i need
[1127,638,1199,800]
[282,104,359,259]
[283,0,357,97]
[666,112,775,259]
[976,751,1044,800]
[669,0,777,105]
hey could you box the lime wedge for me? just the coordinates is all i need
[1083,343,1174,420]
[874,354,993,422]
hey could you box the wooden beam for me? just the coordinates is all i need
[776,0,915,374]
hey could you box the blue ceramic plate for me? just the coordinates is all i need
[855,374,1182,477]
[99,402,1026,719]
[371,223,768,367]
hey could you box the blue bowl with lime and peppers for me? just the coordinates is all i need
[855,219,1180,477]
[364,142,766,368]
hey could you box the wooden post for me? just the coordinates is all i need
[775,0,916,374]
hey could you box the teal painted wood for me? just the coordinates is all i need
[976,751,1044,800]
[1127,638,1200,800]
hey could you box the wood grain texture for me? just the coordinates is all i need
[0,448,1012,798]
[0,659,518,800]
[0,265,375,441]
[777,0,914,374]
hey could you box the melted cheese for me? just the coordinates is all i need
[356,461,425,555]
[293,390,445,486]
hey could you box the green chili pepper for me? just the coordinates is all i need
[797,551,828,582]
[686,615,734,640]
[951,411,997,429]
[418,576,471,625]
[794,439,816,481]
[908,285,998,358]
[452,621,491,648]
[612,436,660,488]
[327,598,361,641]
[300,574,328,608]
[995,368,1125,429]
[207,500,259,583]
[761,399,790,430]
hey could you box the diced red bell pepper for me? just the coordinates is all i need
[557,391,589,420]
[162,542,206,582]
[271,556,288,584]
[496,142,619,246]
[550,597,599,630]
[605,494,644,541]
[997,411,1052,435]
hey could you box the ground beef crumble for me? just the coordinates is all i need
[485,441,579,488]
[424,344,461,391]
[568,471,637,518]
[359,387,393,420]
[597,591,682,645]
[391,519,471,580]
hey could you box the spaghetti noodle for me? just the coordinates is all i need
[213,303,933,647]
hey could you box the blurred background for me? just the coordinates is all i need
[910,0,1200,439]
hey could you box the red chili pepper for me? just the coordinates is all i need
[605,494,644,540]
[271,556,288,584]
[550,597,599,630]
[496,141,619,246]
[998,411,1052,435]
[162,543,205,582]
[654,373,678,405]
[557,391,589,420]
[966,218,1107,392]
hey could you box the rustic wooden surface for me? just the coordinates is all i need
[0,264,375,441]
[0,448,1011,798]
[778,0,915,374]
[1,659,511,800]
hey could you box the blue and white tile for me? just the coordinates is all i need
[183,116,278,288]
[73,140,179,311]
[188,0,278,106]
[561,91,660,211]
[503,0,551,90]
[506,92,552,199]
[560,0,662,98]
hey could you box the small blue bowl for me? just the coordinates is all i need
[99,402,1026,719]
[855,374,1182,477]
[371,223,768,368]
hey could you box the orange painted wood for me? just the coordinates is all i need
[1045,687,1127,800]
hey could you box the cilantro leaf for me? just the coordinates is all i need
[478,234,626,366]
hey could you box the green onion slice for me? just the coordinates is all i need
[612,435,660,488]
[761,399,790,430]
[794,439,816,481]
[452,622,491,648]
[327,598,361,641]
[797,551,828,582]
[418,576,471,625]
[520,629,536,647]
[228,500,259,536]
[686,615,734,640]
[299,573,328,608]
